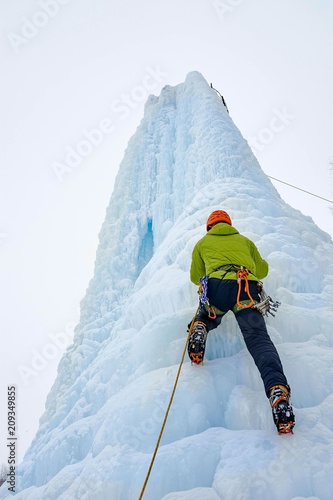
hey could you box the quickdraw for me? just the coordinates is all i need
[236,267,255,309]
[207,307,217,319]
[253,281,281,317]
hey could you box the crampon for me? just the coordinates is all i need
[187,321,207,365]
[269,385,295,435]
[277,421,295,434]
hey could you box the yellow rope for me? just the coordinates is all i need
[138,307,199,500]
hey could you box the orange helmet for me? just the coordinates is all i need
[206,210,232,231]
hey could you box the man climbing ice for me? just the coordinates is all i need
[188,210,295,434]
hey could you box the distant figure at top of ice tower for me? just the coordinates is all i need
[188,209,295,434]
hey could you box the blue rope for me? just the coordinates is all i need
[199,276,209,305]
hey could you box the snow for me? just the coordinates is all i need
[2,71,333,499]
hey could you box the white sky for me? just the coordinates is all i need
[0,0,332,466]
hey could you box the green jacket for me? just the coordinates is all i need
[190,223,268,284]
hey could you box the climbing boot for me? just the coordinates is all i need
[187,321,207,365]
[269,385,295,434]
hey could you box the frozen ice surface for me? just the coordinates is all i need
[4,72,333,500]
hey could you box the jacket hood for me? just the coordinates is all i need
[207,222,239,236]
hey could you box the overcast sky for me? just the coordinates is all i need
[1,0,332,465]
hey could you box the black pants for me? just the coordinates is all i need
[194,279,289,397]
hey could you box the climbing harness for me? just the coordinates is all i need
[201,265,280,317]
[138,306,200,500]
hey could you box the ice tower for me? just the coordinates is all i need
[7,72,333,500]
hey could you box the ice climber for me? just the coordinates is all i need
[188,210,295,434]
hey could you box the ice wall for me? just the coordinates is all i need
[6,72,333,500]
